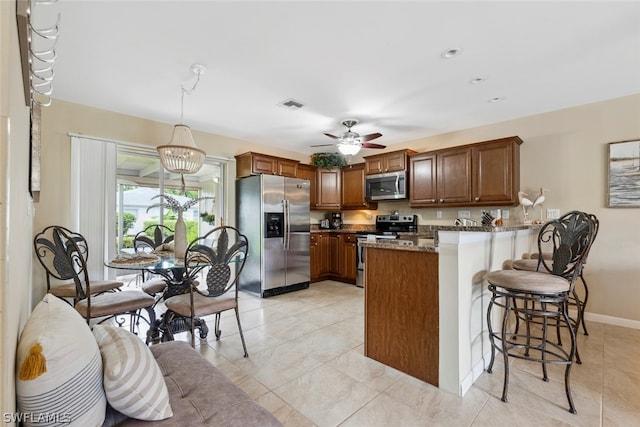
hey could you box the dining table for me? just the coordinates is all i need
[105,253,209,344]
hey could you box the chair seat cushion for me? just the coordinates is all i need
[141,279,166,295]
[75,291,155,318]
[164,293,236,318]
[50,280,123,298]
[487,269,570,294]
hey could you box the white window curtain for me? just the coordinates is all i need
[70,136,117,280]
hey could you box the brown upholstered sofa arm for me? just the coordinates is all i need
[102,341,282,426]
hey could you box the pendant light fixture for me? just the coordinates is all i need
[157,64,207,191]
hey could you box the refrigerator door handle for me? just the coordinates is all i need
[283,199,290,250]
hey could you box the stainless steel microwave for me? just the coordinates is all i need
[365,171,407,200]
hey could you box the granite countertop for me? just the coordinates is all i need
[311,224,537,234]
[358,236,438,253]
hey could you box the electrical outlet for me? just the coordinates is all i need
[436,210,442,219]
[489,209,498,218]
[501,209,510,219]
[547,208,560,219]
[458,210,471,219]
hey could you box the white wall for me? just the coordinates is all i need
[36,70,640,325]
[1,1,36,421]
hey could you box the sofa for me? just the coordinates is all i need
[15,294,282,427]
[102,340,281,427]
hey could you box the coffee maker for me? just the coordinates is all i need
[331,212,343,229]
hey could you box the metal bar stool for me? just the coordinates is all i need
[486,211,595,414]
[511,214,599,364]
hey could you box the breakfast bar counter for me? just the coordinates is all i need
[362,225,538,396]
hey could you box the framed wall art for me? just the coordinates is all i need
[608,139,640,207]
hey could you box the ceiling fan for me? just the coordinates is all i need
[312,119,385,156]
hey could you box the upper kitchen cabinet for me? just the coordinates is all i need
[409,136,522,208]
[438,147,472,205]
[235,152,299,178]
[472,136,522,205]
[364,149,416,175]
[341,163,378,210]
[315,168,341,210]
[409,153,437,206]
[296,163,317,207]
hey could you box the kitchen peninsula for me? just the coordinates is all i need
[360,224,537,397]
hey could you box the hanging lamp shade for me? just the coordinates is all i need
[157,124,206,174]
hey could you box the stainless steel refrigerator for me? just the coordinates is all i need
[236,174,310,297]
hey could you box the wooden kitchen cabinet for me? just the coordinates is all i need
[296,163,317,208]
[310,232,357,284]
[409,153,437,206]
[315,168,341,210]
[235,152,299,178]
[341,163,378,210]
[364,149,416,175]
[409,136,522,207]
[437,147,472,204]
[310,233,321,281]
[339,234,357,282]
[472,136,522,205]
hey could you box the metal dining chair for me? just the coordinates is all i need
[34,225,123,304]
[161,226,249,355]
[34,225,156,331]
[134,224,174,298]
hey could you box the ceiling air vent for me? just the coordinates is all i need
[278,98,304,109]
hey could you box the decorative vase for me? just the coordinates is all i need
[174,211,187,259]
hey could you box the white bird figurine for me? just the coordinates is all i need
[518,191,533,223]
[533,188,550,223]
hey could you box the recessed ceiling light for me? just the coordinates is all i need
[441,48,463,59]
[488,97,505,103]
[470,77,487,85]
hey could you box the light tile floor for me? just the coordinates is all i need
[142,280,640,427]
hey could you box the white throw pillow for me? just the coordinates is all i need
[16,294,107,427]
[93,325,173,421]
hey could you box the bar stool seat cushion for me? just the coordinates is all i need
[511,258,541,272]
[487,270,570,294]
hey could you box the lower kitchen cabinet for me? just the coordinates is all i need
[310,232,357,284]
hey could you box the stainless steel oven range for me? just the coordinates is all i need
[356,214,417,287]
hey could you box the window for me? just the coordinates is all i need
[115,145,225,253]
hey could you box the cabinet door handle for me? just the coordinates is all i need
[475,197,480,201]
[439,199,444,203]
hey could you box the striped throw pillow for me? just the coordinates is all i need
[93,326,173,421]
[16,294,107,427]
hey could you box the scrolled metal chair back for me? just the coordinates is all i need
[33,225,91,299]
[134,224,174,253]
[536,211,595,286]
[184,226,249,298]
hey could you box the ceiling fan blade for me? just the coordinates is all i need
[310,143,336,148]
[361,142,386,149]
[323,133,340,140]
[361,132,382,142]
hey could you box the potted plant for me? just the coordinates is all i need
[310,152,347,170]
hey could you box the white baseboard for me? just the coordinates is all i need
[584,312,640,330]
[461,353,490,397]
[567,308,640,330]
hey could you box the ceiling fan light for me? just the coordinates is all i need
[157,124,206,174]
[337,143,361,156]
